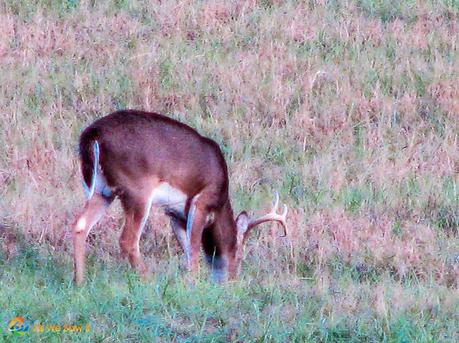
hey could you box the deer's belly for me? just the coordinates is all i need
[150,182,187,216]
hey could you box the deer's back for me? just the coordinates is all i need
[80,110,229,205]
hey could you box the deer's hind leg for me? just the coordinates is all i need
[119,194,153,277]
[73,193,111,285]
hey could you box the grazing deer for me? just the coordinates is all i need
[73,110,287,284]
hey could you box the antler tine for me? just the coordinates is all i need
[273,192,280,212]
[279,203,288,237]
[270,192,288,237]
[247,192,288,236]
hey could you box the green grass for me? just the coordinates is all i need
[0,245,457,342]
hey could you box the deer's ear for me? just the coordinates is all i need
[236,211,249,235]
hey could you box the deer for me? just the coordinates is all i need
[73,110,288,285]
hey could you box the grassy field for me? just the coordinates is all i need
[0,0,458,341]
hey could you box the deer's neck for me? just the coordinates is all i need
[214,199,237,248]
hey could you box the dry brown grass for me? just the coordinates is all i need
[0,0,457,290]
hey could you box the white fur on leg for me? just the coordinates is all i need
[185,194,200,271]
[137,192,155,250]
[74,201,107,237]
[75,217,87,233]
[185,204,195,270]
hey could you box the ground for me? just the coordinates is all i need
[0,0,458,341]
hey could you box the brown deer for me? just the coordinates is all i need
[73,110,287,284]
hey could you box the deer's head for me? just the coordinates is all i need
[207,193,288,282]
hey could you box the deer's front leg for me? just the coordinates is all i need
[186,199,210,276]
[169,216,187,254]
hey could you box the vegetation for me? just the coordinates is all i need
[0,0,458,341]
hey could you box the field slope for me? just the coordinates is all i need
[0,0,458,341]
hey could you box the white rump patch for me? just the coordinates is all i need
[82,167,112,200]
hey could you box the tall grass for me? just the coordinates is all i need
[0,0,458,341]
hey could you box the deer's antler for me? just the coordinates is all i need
[247,192,288,236]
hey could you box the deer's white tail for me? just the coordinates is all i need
[83,141,100,200]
